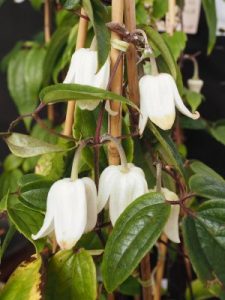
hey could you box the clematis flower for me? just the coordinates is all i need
[63,48,110,111]
[187,78,204,93]
[150,187,180,243]
[14,0,25,3]
[32,177,97,250]
[97,163,148,225]
[138,73,200,133]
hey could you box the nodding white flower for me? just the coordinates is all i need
[139,73,200,133]
[97,163,148,225]
[187,78,204,93]
[63,48,110,111]
[14,0,25,3]
[32,177,97,250]
[150,187,180,243]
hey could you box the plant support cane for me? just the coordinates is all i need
[108,0,124,165]
[44,0,54,122]
[63,8,89,136]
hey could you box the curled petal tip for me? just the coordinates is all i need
[192,111,200,120]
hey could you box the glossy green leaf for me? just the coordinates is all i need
[63,0,81,9]
[184,88,203,112]
[180,116,207,130]
[43,25,73,85]
[202,0,217,54]
[162,31,187,61]
[145,26,177,79]
[189,174,225,199]
[190,161,224,182]
[7,47,45,129]
[148,122,185,178]
[5,133,67,158]
[3,154,24,172]
[7,195,45,252]
[18,174,53,212]
[152,0,168,19]
[186,279,225,300]
[46,249,97,300]
[40,83,137,109]
[0,169,23,200]
[210,121,225,146]
[183,200,225,290]
[102,192,170,292]
[0,256,42,300]
[83,0,110,70]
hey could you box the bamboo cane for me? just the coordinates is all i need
[124,0,140,130]
[44,0,55,122]
[63,9,89,136]
[108,0,124,165]
[167,0,176,36]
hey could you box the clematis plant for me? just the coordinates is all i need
[97,135,148,225]
[32,144,97,250]
[63,47,110,111]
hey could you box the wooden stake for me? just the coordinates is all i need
[167,0,176,36]
[124,0,140,108]
[141,254,153,300]
[154,234,168,300]
[108,0,124,165]
[63,9,89,136]
[44,0,55,122]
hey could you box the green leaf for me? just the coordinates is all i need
[184,88,203,112]
[18,174,53,212]
[189,174,225,199]
[40,83,138,109]
[0,223,16,261]
[63,0,81,9]
[145,26,177,79]
[183,200,225,290]
[3,154,24,172]
[152,0,168,19]
[209,121,225,146]
[7,195,45,252]
[162,31,187,61]
[46,249,97,300]
[202,0,217,54]
[0,169,23,200]
[180,116,207,130]
[82,0,110,70]
[190,161,224,182]
[0,256,42,300]
[102,192,170,292]
[5,133,67,158]
[29,0,43,9]
[7,48,45,129]
[148,122,186,178]
[43,25,73,85]
[186,279,225,300]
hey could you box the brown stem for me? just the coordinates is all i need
[108,0,124,166]
[44,0,55,122]
[124,0,140,131]
[140,253,153,300]
[63,8,89,136]
[154,234,168,300]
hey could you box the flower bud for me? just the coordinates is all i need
[187,78,204,93]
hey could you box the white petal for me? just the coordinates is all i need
[31,179,61,240]
[169,75,200,120]
[82,177,98,232]
[187,78,204,93]
[77,100,100,111]
[54,179,87,250]
[109,168,148,225]
[63,51,80,83]
[105,100,118,116]
[97,165,119,213]
[161,187,180,243]
[139,74,176,130]
[164,205,180,243]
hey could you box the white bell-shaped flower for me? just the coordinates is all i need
[187,78,204,93]
[139,73,200,133]
[150,186,180,243]
[32,177,97,250]
[63,48,110,111]
[97,163,148,225]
